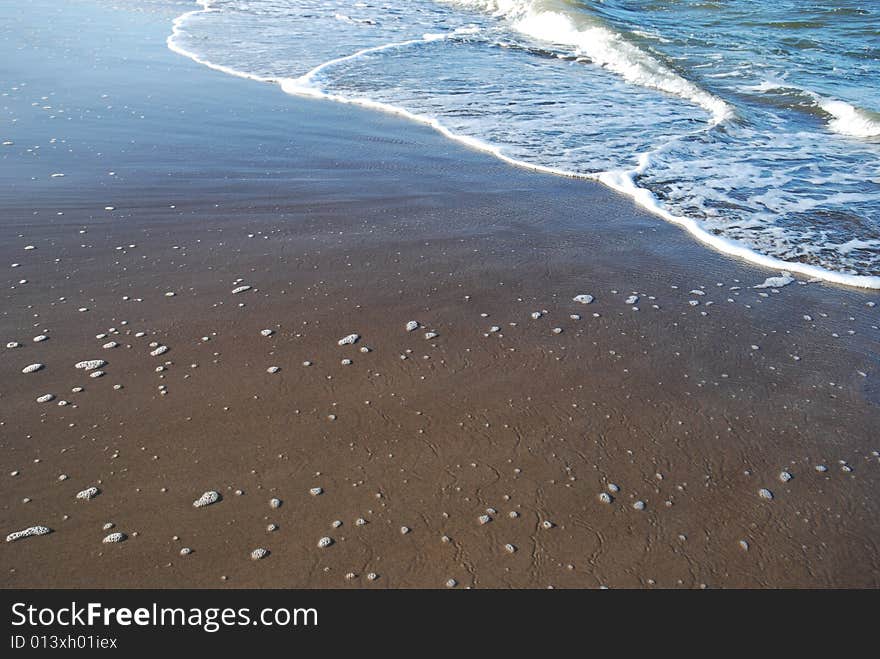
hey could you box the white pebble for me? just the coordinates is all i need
[6,526,52,542]
[193,490,220,508]
[102,532,127,544]
[76,486,100,501]
[21,363,44,374]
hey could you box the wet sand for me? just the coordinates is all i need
[1,0,878,588]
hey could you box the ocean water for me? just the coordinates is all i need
[167,0,880,288]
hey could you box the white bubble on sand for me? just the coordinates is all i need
[75,360,105,371]
[193,491,220,508]
[338,334,359,346]
[76,486,100,500]
[754,273,794,289]
[21,363,44,374]
[102,532,127,544]
[6,526,52,542]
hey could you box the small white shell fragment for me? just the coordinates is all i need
[6,526,52,542]
[89,370,104,379]
[633,500,646,510]
[607,483,620,493]
[758,488,774,500]
[542,520,555,529]
[400,526,410,535]
[269,498,282,509]
[102,532,127,544]
[76,486,100,501]
[266,366,280,374]
[36,394,55,403]
[625,295,639,305]
[6,341,21,349]
[779,471,793,483]
[75,359,106,370]
[478,514,491,525]
[338,334,359,346]
[573,294,594,304]
[530,311,543,320]
[739,540,750,551]
[180,547,192,556]
[504,543,517,553]
[405,321,419,332]
[341,359,352,366]
[424,331,438,340]
[21,363,44,374]
[250,547,269,560]
[164,292,176,297]
[231,285,252,294]
[309,487,323,496]
[317,536,333,548]
[150,345,169,357]
[754,273,794,289]
[815,465,828,472]
[260,329,274,337]
[102,341,118,349]
[598,492,612,504]
[33,334,48,342]
[446,578,457,588]
[193,491,220,508]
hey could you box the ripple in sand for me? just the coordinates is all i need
[193,491,220,508]
[6,526,52,542]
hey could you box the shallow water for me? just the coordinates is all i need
[168,0,880,285]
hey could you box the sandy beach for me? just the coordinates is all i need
[1,0,878,589]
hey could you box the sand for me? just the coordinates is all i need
[0,0,878,589]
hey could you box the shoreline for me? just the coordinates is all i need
[1,0,878,588]
[167,0,880,291]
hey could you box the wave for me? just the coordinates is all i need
[166,0,880,290]
[442,0,734,125]
[742,79,880,138]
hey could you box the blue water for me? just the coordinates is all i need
[168,0,880,286]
